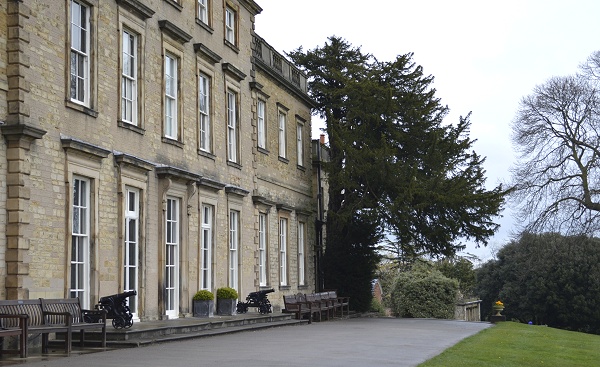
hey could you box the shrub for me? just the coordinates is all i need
[370,298,386,315]
[391,265,458,319]
[475,232,600,334]
[216,287,238,300]
[193,290,214,301]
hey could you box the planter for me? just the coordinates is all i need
[193,300,214,318]
[217,299,237,316]
[492,306,504,316]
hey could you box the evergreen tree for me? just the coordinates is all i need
[289,37,504,311]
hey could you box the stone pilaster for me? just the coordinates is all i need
[1,1,45,299]
[1,125,45,299]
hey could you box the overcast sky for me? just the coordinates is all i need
[254,0,600,263]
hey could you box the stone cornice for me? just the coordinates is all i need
[116,0,155,20]
[158,20,192,44]
[193,43,222,64]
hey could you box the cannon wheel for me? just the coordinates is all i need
[236,302,248,314]
[112,317,127,329]
[258,301,272,314]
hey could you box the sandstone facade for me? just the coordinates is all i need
[0,0,318,320]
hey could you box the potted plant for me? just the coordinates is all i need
[216,287,238,316]
[192,290,214,317]
[492,300,504,316]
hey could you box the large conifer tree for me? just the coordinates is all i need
[289,37,504,311]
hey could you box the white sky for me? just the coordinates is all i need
[254,0,600,263]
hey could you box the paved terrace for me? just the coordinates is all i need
[0,317,491,367]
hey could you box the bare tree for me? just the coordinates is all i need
[510,68,600,234]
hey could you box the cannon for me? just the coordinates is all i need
[236,288,274,314]
[87,290,137,329]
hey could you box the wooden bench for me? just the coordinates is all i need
[41,298,107,352]
[0,298,106,356]
[0,314,28,358]
[327,290,350,318]
[282,294,314,324]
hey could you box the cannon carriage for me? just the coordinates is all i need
[236,288,274,314]
[85,290,137,329]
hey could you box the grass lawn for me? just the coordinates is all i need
[419,321,600,367]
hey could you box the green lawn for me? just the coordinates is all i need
[419,321,600,367]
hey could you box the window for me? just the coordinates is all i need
[227,90,238,162]
[229,210,239,291]
[198,0,208,24]
[199,73,211,152]
[165,197,180,318]
[225,6,236,45]
[257,100,266,149]
[279,218,287,286]
[124,187,139,316]
[297,123,304,166]
[201,204,213,290]
[121,30,138,125]
[71,176,91,308]
[278,112,287,158]
[164,54,178,139]
[298,222,306,286]
[258,213,267,286]
[70,0,90,105]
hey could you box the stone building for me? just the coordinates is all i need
[0,0,318,321]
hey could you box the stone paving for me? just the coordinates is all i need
[0,317,491,367]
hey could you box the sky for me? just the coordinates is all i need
[254,0,600,263]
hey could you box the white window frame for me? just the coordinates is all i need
[199,73,211,152]
[229,210,239,291]
[121,29,138,125]
[225,6,235,44]
[71,176,91,308]
[227,90,238,162]
[165,197,180,318]
[279,112,287,158]
[70,0,90,106]
[201,204,213,290]
[198,0,208,24]
[164,53,178,140]
[279,218,288,286]
[258,213,267,286]
[298,222,306,286]
[297,123,304,166]
[124,187,139,317]
[257,100,266,149]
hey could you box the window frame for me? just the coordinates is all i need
[197,0,209,25]
[71,176,91,308]
[201,204,213,290]
[198,72,211,152]
[164,52,179,140]
[226,89,239,163]
[279,217,288,286]
[296,122,304,167]
[124,186,140,317]
[224,5,236,46]
[257,100,267,150]
[69,0,92,107]
[229,210,240,291]
[165,196,180,318]
[121,28,138,126]
[258,212,268,286]
[278,111,287,159]
[298,221,306,286]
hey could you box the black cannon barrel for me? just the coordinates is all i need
[99,290,137,304]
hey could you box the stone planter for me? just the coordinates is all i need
[193,300,214,318]
[217,299,237,316]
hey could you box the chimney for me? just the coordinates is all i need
[320,134,325,145]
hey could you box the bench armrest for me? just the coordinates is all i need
[0,314,28,330]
